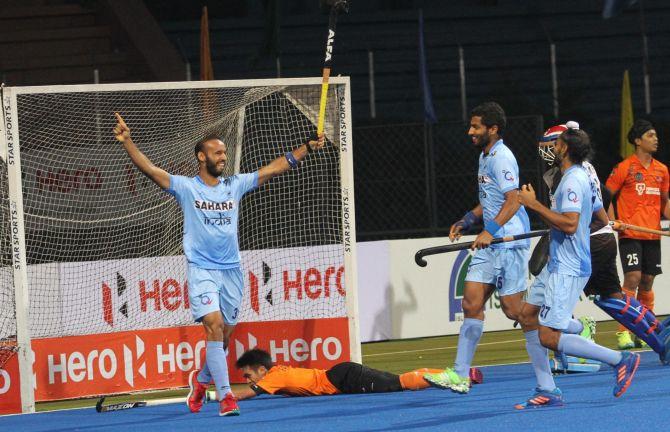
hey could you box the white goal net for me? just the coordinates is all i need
[0,78,358,381]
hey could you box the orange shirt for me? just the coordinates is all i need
[255,365,340,397]
[605,155,669,240]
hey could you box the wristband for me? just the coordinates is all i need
[285,152,298,169]
[484,220,502,236]
[455,211,480,230]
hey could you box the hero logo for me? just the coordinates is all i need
[324,29,335,62]
[102,273,129,327]
[47,335,146,387]
[0,369,10,395]
[102,274,190,327]
[235,332,342,363]
[249,262,346,315]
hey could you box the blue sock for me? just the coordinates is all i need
[524,330,556,392]
[563,319,583,335]
[197,348,227,384]
[454,318,483,377]
[558,334,623,366]
[206,341,230,400]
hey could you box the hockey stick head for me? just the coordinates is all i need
[95,397,105,413]
[415,251,428,267]
[96,397,148,413]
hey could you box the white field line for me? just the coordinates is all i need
[362,330,621,358]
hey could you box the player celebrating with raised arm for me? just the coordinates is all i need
[424,102,556,396]
[519,128,640,403]
[232,349,482,400]
[606,119,670,350]
[113,113,324,417]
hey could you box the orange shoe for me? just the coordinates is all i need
[219,392,240,416]
[186,369,208,413]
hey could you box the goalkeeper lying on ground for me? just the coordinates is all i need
[190,348,482,401]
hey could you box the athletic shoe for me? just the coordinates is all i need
[617,331,635,350]
[579,316,596,341]
[633,335,649,349]
[219,392,240,416]
[186,369,208,413]
[613,352,640,397]
[514,387,564,410]
[423,368,471,394]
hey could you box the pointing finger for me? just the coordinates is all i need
[114,112,127,127]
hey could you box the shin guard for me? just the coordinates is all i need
[595,295,666,356]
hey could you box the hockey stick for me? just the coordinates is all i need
[95,391,215,413]
[316,0,349,136]
[415,230,549,267]
[609,221,669,237]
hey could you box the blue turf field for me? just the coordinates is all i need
[2,350,667,432]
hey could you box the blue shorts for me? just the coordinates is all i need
[187,265,244,325]
[536,272,590,330]
[465,247,529,297]
[526,265,550,307]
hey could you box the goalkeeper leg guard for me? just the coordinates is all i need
[594,295,665,355]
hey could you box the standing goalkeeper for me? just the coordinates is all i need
[113,113,324,416]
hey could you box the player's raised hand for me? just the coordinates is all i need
[308,133,325,151]
[113,112,131,143]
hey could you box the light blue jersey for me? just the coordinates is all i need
[547,165,592,277]
[478,139,530,248]
[167,173,259,269]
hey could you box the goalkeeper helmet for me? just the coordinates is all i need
[539,120,579,166]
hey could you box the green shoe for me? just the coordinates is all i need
[578,316,596,341]
[633,335,649,349]
[423,368,471,394]
[617,331,635,350]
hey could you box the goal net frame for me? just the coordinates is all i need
[0,77,360,414]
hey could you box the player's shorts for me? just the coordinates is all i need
[526,265,549,307]
[618,238,662,276]
[465,247,529,296]
[583,233,621,297]
[538,272,590,330]
[187,265,244,325]
[325,362,402,394]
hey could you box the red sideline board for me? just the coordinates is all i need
[0,317,349,414]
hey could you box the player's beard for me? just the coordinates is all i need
[554,146,567,165]
[205,157,225,177]
[473,128,492,149]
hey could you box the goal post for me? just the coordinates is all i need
[1,86,35,413]
[0,77,359,413]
